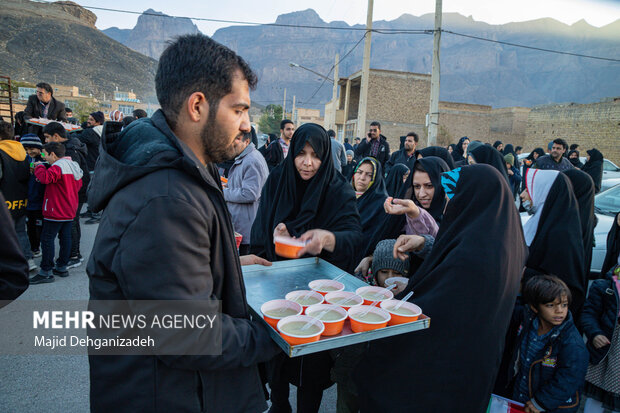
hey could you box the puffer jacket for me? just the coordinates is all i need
[580,274,619,364]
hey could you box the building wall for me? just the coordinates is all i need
[523,99,620,164]
[489,107,531,148]
[436,101,492,147]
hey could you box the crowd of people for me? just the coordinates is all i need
[0,34,618,413]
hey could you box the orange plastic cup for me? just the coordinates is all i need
[355,286,394,305]
[305,304,348,336]
[234,232,243,249]
[220,176,228,184]
[260,299,303,329]
[277,315,325,345]
[347,305,391,333]
[308,279,345,296]
[274,236,307,259]
[324,291,364,311]
[380,300,422,325]
[285,290,324,314]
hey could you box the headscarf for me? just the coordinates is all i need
[355,164,527,413]
[466,140,484,156]
[503,144,520,168]
[363,157,449,258]
[563,169,596,278]
[353,157,389,262]
[524,169,586,318]
[523,169,559,246]
[582,148,604,193]
[493,140,503,153]
[469,144,510,183]
[451,137,469,164]
[527,148,545,161]
[567,150,583,168]
[602,211,620,276]
[250,123,362,272]
[384,163,410,197]
[417,146,456,169]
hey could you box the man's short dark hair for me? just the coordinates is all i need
[280,119,294,130]
[42,122,67,139]
[44,141,65,158]
[36,82,53,95]
[0,121,15,140]
[370,121,381,129]
[355,137,361,142]
[327,129,336,138]
[122,116,136,127]
[406,132,419,143]
[515,146,522,152]
[65,107,73,113]
[523,275,572,307]
[552,138,568,150]
[155,34,257,130]
[569,144,579,151]
[132,109,147,119]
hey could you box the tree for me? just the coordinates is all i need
[258,104,283,135]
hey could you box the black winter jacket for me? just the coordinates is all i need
[74,127,101,172]
[354,135,390,166]
[86,110,280,412]
[580,274,619,364]
[383,147,415,176]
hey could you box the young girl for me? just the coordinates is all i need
[581,211,620,413]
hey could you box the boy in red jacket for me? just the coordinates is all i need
[29,142,83,284]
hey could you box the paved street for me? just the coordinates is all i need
[0,217,336,412]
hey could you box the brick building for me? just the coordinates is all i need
[523,98,620,164]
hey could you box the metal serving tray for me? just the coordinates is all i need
[242,257,430,357]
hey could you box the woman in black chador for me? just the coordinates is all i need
[250,123,362,413]
[354,164,528,412]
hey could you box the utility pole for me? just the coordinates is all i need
[356,0,373,139]
[332,53,340,136]
[282,88,287,120]
[427,0,442,146]
[292,95,296,125]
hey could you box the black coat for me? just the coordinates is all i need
[74,127,101,172]
[264,139,285,171]
[63,136,90,203]
[354,164,528,412]
[354,135,390,166]
[601,212,620,276]
[383,147,415,176]
[582,148,604,193]
[23,95,66,134]
[580,275,619,365]
[0,191,29,306]
[86,110,280,413]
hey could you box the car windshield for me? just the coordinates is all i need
[595,184,620,216]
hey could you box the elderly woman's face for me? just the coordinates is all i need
[294,142,322,180]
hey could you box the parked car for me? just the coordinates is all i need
[520,183,620,275]
[603,159,620,179]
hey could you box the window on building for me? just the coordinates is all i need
[118,105,135,115]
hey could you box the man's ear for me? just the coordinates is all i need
[185,92,209,123]
[529,304,538,314]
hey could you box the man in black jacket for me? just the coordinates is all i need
[264,119,295,171]
[0,191,29,307]
[384,131,418,175]
[86,34,280,412]
[354,120,390,166]
[23,82,66,135]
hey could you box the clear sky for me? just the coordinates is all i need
[67,0,620,35]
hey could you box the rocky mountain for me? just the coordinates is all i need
[209,9,620,109]
[0,0,158,101]
[104,9,199,59]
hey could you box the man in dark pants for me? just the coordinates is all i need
[86,34,280,412]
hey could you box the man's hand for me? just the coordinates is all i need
[524,400,541,413]
[384,197,420,219]
[393,234,425,260]
[297,229,335,257]
[507,168,514,176]
[239,254,272,267]
[355,256,373,277]
[273,223,290,239]
[593,334,611,349]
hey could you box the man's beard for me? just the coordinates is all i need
[199,111,241,164]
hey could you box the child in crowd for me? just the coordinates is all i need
[580,264,620,412]
[21,134,45,257]
[370,238,410,289]
[511,275,588,413]
[504,153,522,197]
[29,142,83,284]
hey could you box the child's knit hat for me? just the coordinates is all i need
[20,134,42,149]
[372,239,409,278]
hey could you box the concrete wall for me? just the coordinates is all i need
[437,101,492,147]
[523,99,620,164]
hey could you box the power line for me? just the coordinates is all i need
[441,30,620,63]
